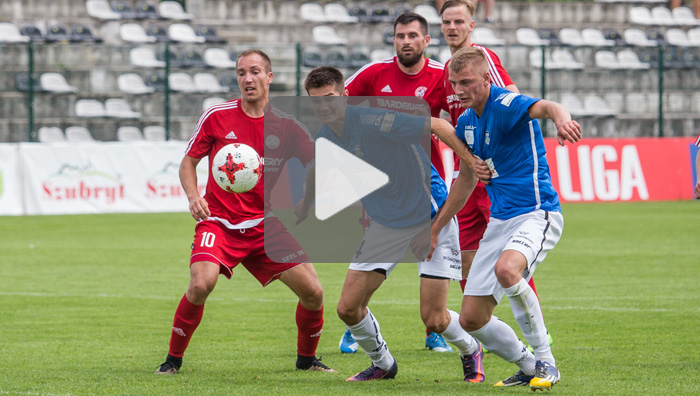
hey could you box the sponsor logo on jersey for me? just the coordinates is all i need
[376,98,428,113]
[415,86,427,98]
[498,92,519,107]
[485,129,491,145]
[378,112,395,133]
[225,131,237,139]
[262,157,284,173]
[381,84,392,93]
[265,135,280,149]
[464,125,475,146]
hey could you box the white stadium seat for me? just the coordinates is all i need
[324,4,358,23]
[194,73,228,93]
[143,125,166,141]
[623,28,658,47]
[666,28,692,46]
[561,94,591,117]
[204,48,236,68]
[168,23,205,43]
[312,26,347,45]
[40,73,78,93]
[616,49,650,69]
[595,50,622,69]
[629,7,654,25]
[86,0,121,20]
[120,23,156,43]
[581,28,615,47]
[158,0,194,20]
[651,6,677,26]
[559,28,585,46]
[414,4,441,24]
[38,127,66,143]
[118,73,155,94]
[75,99,106,117]
[202,97,227,111]
[300,3,328,23]
[130,47,166,68]
[65,126,96,142]
[0,23,30,42]
[117,126,144,141]
[472,27,506,46]
[168,72,197,92]
[105,98,141,118]
[370,49,393,62]
[672,7,700,26]
[584,95,617,117]
[551,49,585,69]
[688,28,700,45]
[516,28,550,46]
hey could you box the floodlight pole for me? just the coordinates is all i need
[28,41,35,142]
[657,45,664,138]
[164,42,171,141]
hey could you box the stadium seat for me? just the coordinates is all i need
[651,6,676,26]
[616,49,651,69]
[194,73,228,93]
[688,28,700,45]
[75,99,106,117]
[538,29,562,46]
[135,2,160,19]
[672,7,700,26]
[38,127,66,143]
[219,74,239,92]
[19,25,45,42]
[71,25,102,42]
[158,0,194,20]
[369,4,393,23]
[195,26,226,43]
[595,50,622,69]
[143,125,166,141]
[156,47,182,67]
[303,48,324,68]
[584,95,617,117]
[638,48,660,68]
[326,48,348,68]
[131,47,166,68]
[168,72,197,92]
[65,126,96,142]
[45,24,71,43]
[647,29,666,45]
[629,7,654,25]
[106,98,141,118]
[112,0,139,19]
[40,73,78,93]
[300,3,328,23]
[682,48,700,67]
[168,23,205,43]
[15,74,46,92]
[560,94,590,117]
[347,3,371,23]
[86,0,121,20]
[603,28,626,46]
[145,25,170,42]
[118,73,155,94]
[439,47,452,63]
[312,26,347,45]
[517,28,549,46]
[348,48,370,68]
[414,5,441,24]
[145,72,166,91]
[662,48,686,68]
[204,48,236,68]
[623,28,657,47]
[559,28,585,46]
[392,4,412,19]
[120,23,156,43]
[180,48,206,68]
[472,27,506,46]
[117,126,144,141]
[666,28,692,46]
[625,93,648,114]
[581,28,615,47]
[551,49,584,69]
[370,49,393,62]
[382,27,394,45]
[0,23,30,42]
[324,4,359,23]
[202,97,227,111]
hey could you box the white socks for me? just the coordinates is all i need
[440,309,479,356]
[468,315,536,375]
[348,308,395,370]
[504,278,554,366]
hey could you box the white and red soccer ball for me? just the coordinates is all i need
[211,143,262,193]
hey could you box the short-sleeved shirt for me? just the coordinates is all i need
[316,105,430,228]
[185,99,313,228]
[430,163,448,219]
[345,56,447,179]
[455,85,561,220]
[695,132,700,147]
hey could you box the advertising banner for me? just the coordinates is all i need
[0,144,24,215]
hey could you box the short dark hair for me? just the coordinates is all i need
[236,49,272,72]
[439,0,476,17]
[393,12,428,36]
[304,66,345,94]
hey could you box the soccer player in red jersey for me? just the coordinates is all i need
[155,49,335,374]
[439,0,552,350]
[340,12,457,354]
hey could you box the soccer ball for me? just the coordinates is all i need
[211,143,262,193]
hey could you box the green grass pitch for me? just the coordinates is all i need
[1,201,698,395]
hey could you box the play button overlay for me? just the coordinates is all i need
[264,96,432,264]
[314,137,389,221]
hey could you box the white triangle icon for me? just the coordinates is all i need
[315,137,389,221]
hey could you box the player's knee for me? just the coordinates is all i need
[336,302,361,324]
[300,286,324,310]
[494,262,521,288]
[460,314,485,333]
[423,315,448,334]
[187,281,214,304]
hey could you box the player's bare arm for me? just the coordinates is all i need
[528,100,582,146]
[426,159,477,261]
[180,155,210,221]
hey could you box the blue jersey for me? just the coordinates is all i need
[455,85,560,220]
[430,164,447,219]
[316,105,431,228]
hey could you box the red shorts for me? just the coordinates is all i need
[457,181,491,251]
[190,217,309,286]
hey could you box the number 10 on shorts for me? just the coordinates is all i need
[200,232,216,247]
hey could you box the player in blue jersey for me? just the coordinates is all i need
[428,47,581,391]
[302,66,485,383]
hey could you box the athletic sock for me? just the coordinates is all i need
[440,309,478,355]
[468,315,535,375]
[504,278,554,365]
[295,302,324,358]
[347,308,394,370]
[528,277,539,297]
[459,279,467,292]
[168,294,204,358]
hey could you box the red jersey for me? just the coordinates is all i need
[695,132,700,147]
[185,99,313,229]
[345,56,448,178]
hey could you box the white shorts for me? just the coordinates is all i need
[349,217,462,281]
[464,210,563,303]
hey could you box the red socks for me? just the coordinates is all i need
[168,294,204,358]
[296,302,324,357]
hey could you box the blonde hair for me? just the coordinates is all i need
[439,0,476,18]
[449,46,488,76]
